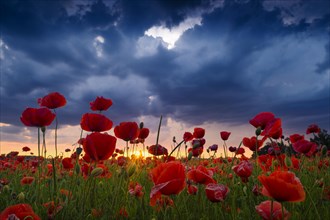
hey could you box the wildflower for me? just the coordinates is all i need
[83,132,117,161]
[261,118,282,139]
[205,183,230,202]
[22,146,30,152]
[128,182,144,198]
[43,201,63,218]
[80,113,113,132]
[183,132,194,142]
[62,157,74,169]
[255,200,290,220]
[243,136,265,151]
[289,134,304,144]
[138,127,150,140]
[258,171,306,202]
[90,96,113,111]
[38,92,66,109]
[148,144,168,156]
[306,124,321,134]
[0,204,41,220]
[20,107,55,127]
[188,146,204,158]
[208,144,218,152]
[187,165,216,185]
[187,184,198,195]
[114,122,139,141]
[20,176,35,185]
[220,131,231,141]
[193,127,205,139]
[150,161,186,206]
[232,160,253,183]
[292,139,317,156]
[249,112,275,130]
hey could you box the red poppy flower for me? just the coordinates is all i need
[148,144,168,156]
[243,136,265,151]
[114,122,139,141]
[83,132,117,162]
[80,113,113,132]
[150,161,186,206]
[292,139,318,156]
[90,96,113,111]
[258,171,306,202]
[183,132,193,142]
[138,127,150,140]
[187,165,216,185]
[193,127,205,139]
[21,107,56,127]
[187,184,198,195]
[38,92,66,109]
[22,146,31,152]
[20,176,35,185]
[236,147,245,155]
[43,201,63,218]
[289,134,304,144]
[188,146,203,157]
[0,204,41,220]
[220,131,231,141]
[62,157,74,169]
[261,118,282,139]
[232,160,253,183]
[229,146,237,152]
[7,151,19,158]
[249,112,275,130]
[306,124,321,134]
[255,200,290,220]
[205,183,230,202]
[128,182,144,198]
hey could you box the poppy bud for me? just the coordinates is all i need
[285,156,292,167]
[3,185,10,192]
[188,151,193,160]
[41,126,46,133]
[255,127,262,136]
[76,147,83,156]
[17,192,25,201]
[139,122,144,129]
[91,167,104,177]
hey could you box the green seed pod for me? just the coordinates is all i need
[285,156,292,167]
[91,167,104,177]
[255,127,262,136]
[17,192,25,201]
[188,152,193,160]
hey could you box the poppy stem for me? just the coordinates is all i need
[166,140,185,162]
[281,202,285,220]
[37,127,41,202]
[270,200,274,220]
[54,109,58,158]
[155,115,163,155]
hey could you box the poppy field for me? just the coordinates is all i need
[0,92,329,220]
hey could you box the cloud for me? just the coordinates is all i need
[0,0,329,152]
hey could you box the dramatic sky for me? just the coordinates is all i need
[0,0,329,156]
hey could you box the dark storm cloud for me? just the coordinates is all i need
[0,0,329,140]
